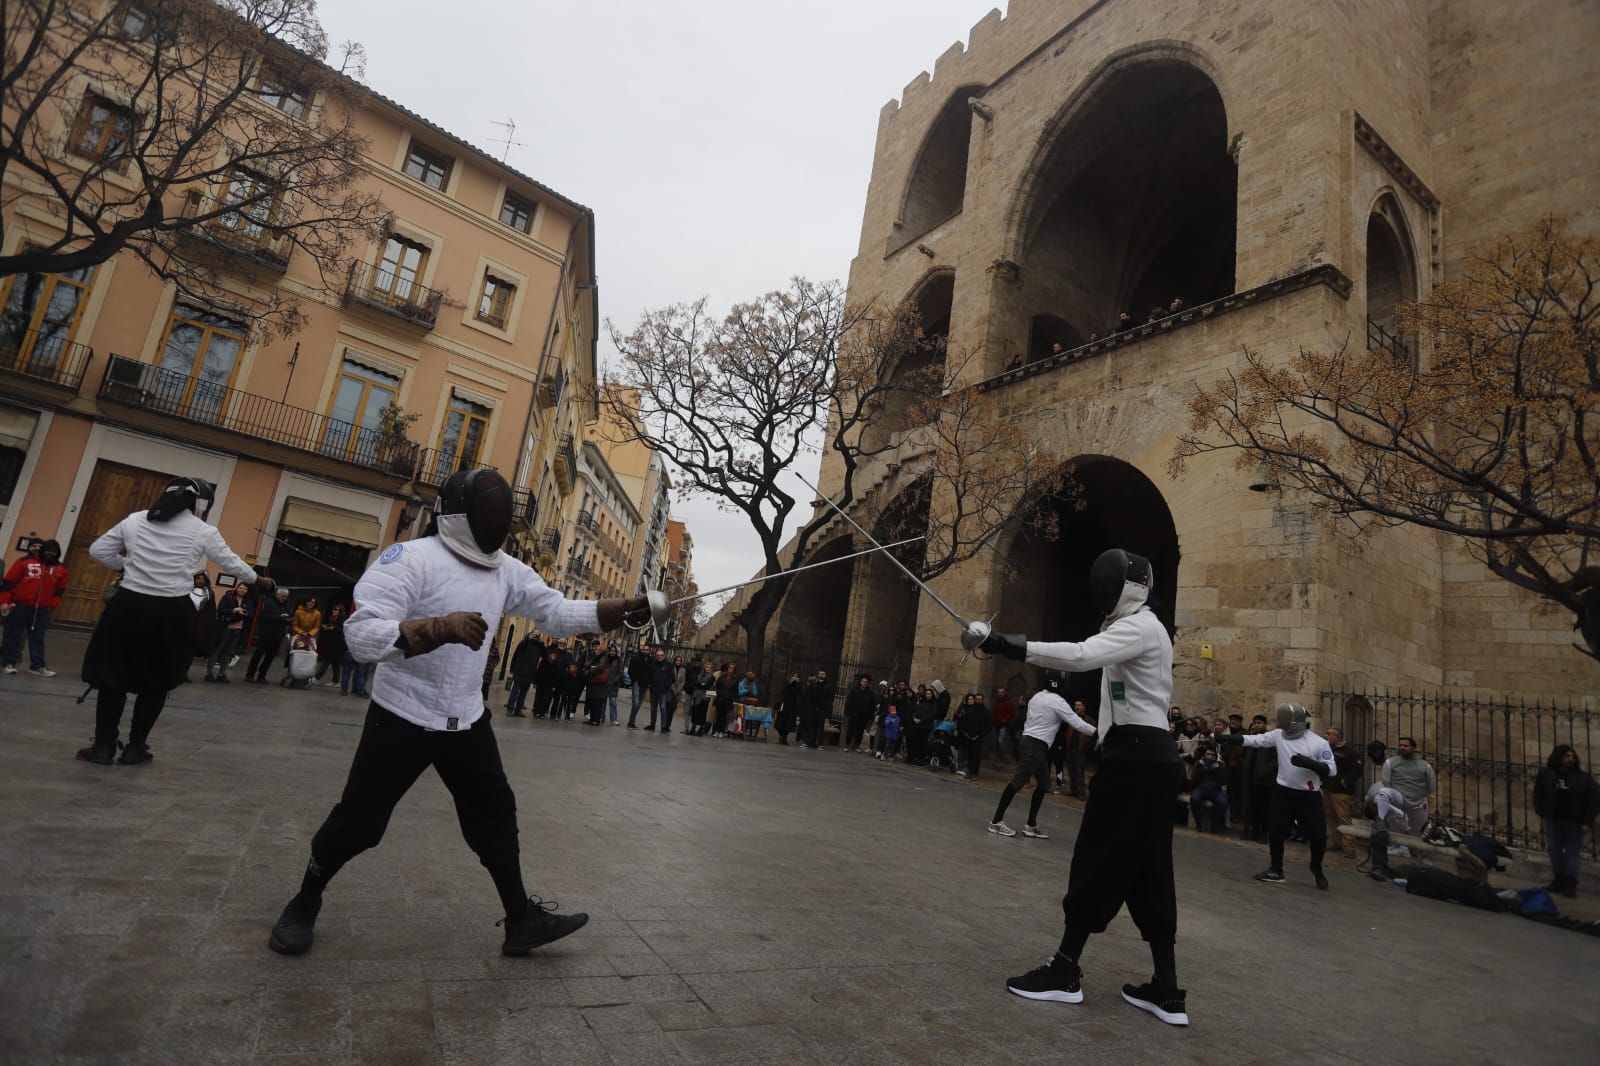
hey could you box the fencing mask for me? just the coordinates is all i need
[149,477,216,522]
[1042,670,1066,695]
[434,468,512,568]
[1088,548,1153,623]
[1275,702,1310,739]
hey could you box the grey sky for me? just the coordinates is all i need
[317,0,998,614]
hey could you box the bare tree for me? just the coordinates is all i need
[1,0,385,336]
[601,277,1061,675]
[1172,218,1600,659]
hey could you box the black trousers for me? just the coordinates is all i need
[1268,785,1328,872]
[94,688,166,747]
[1063,759,1184,944]
[310,703,520,881]
[798,708,823,746]
[533,684,554,718]
[845,716,868,750]
[1246,782,1273,838]
[247,633,283,679]
[963,735,984,777]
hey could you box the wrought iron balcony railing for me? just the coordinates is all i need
[513,488,538,529]
[98,354,418,475]
[0,327,93,390]
[345,262,443,329]
[413,447,496,490]
[1367,316,1414,363]
[178,189,292,272]
[540,527,561,555]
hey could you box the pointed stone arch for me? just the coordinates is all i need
[1365,190,1420,362]
[889,84,986,254]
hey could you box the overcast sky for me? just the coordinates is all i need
[317,0,998,611]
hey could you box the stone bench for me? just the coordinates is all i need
[1338,821,1552,881]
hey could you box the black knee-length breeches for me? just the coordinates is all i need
[310,703,520,879]
[1063,758,1185,945]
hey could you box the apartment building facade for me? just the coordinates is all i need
[0,3,596,626]
[555,440,639,601]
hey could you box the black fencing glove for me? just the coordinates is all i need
[979,631,1028,661]
[1289,753,1331,778]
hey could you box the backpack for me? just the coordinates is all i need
[1403,868,1507,912]
[1461,833,1513,872]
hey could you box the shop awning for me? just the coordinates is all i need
[0,405,41,452]
[279,497,381,549]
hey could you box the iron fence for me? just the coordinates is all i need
[344,261,443,329]
[99,354,417,475]
[413,447,495,489]
[1318,687,1596,854]
[0,328,94,390]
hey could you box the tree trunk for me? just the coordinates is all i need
[739,603,775,694]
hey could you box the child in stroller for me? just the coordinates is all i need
[926,719,959,771]
[281,633,318,689]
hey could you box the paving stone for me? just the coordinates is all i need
[0,650,1594,1064]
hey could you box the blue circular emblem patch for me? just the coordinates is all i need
[379,544,404,564]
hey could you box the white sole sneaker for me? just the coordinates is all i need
[1022,827,1049,839]
[988,822,1017,837]
[1122,990,1189,1027]
[1006,985,1084,1004]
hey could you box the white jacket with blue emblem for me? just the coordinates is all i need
[344,537,599,731]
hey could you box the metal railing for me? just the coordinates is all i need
[0,327,94,390]
[513,488,538,528]
[98,354,418,475]
[1366,316,1414,363]
[538,363,566,408]
[345,262,443,329]
[553,431,577,492]
[413,446,495,489]
[178,189,292,272]
[1317,687,1597,855]
[539,526,561,555]
[567,557,591,580]
[574,510,598,534]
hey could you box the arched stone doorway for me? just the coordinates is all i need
[1003,56,1235,357]
[1365,194,1419,362]
[864,272,953,452]
[773,535,859,677]
[891,85,984,253]
[994,458,1179,709]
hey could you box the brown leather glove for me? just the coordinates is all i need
[596,595,651,631]
[253,575,276,594]
[397,611,487,658]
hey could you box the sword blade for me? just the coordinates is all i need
[673,537,924,607]
[795,474,971,628]
[252,527,364,585]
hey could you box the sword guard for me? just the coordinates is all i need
[960,620,991,652]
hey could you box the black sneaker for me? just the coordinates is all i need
[499,897,589,956]
[75,741,116,765]
[1122,982,1188,1026]
[1254,868,1285,884]
[1313,871,1330,891]
[1371,866,1395,882]
[1005,954,1083,1004]
[268,892,322,955]
[118,742,153,766]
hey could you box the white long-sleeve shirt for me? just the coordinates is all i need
[1242,728,1338,792]
[1021,689,1097,745]
[89,510,258,596]
[1025,607,1172,743]
[1366,783,1411,834]
[344,537,599,731]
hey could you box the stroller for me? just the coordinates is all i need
[281,634,318,689]
[926,720,959,771]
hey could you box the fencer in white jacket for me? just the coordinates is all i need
[269,469,651,960]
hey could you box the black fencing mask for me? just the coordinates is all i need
[436,468,512,566]
[1088,548,1152,620]
[1043,670,1066,695]
[149,476,216,522]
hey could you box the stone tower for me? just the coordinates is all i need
[705,0,1600,715]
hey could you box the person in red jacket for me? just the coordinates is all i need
[1,539,69,676]
[990,686,1016,767]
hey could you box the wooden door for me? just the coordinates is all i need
[56,461,174,625]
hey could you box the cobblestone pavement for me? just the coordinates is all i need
[2,634,1595,1064]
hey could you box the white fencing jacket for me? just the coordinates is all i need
[345,537,599,731]
[1243,728,1338,792]
[90,510,259,596]
[1020,689,1096,745]
[1024,607,1173,745]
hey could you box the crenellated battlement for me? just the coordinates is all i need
[877,1,1099,121]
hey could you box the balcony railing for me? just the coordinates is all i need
[567,557,590,580]
[0,327,94,390]
[540,526,561,555]
[345,262,443,329]
[178,190,292,272]
[413,447,496,490]
[512,488,538,529]
[1367,316,1415,363]
[575,509,598,534]
[538,363,566,409]
[553,431,576,494]
[98,354,418,475]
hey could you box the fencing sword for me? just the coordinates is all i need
[633,536,925,639]
[794,474,997,655]
[252,527,364,586]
